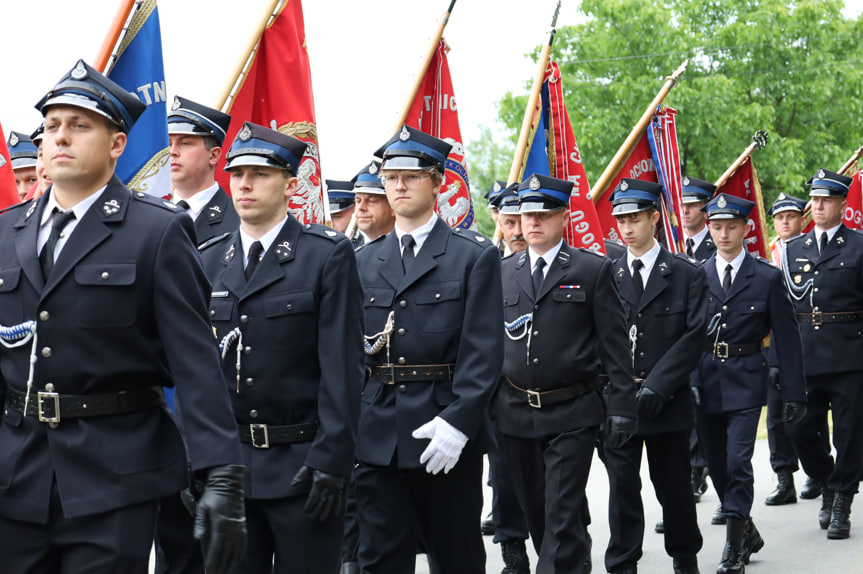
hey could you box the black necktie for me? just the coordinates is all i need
[176,200,191,211]
[722,264,733,296]
[401,234,416,275]
[686,238,694,257]
[632,259,645,299]
[39,208,76,280]
[819,232,828,254]
[532,257,547,298]
[245,241,264,280]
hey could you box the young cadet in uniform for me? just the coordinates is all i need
[0,59,245,574]
[784,169,863,540]
[602,179,706,574]
[8,130,39,201]
[199,122,364,573]
[692,193,806,573]
[351,161,395,248]
[497,173,636,574]
[327,179,356,234]
[168,96,239,245]
[354,125,504,573]
[762,193,824,506]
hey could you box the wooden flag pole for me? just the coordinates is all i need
[714,130,768,190]
[492,1,560,245]
[93,0,137,73]
[590,60,689,203]
[839,146,863,176]
[216,0,284,111]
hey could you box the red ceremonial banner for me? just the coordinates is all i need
[842,169,863,230]
[0,122,21,209]
[716,158,768,258]
[544,62,604,253]
[594,133,658,243]
[405,39,475,229]
[216,0,325,224]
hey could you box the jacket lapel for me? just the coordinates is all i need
[13,194,48,292]
[513,252,534,302]
[816,225,846,265]
[638,247,671,312]
[217,232,246,298]
[704,254,725,301]
[725,251,755,302]
[241,216,302,300]
[377,232,404,292]
[614,256,639,307]
[399,218,448,292]
[536,248,569,301]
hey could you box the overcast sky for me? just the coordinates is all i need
[1,0,860,180]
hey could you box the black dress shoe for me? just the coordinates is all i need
[711,503,727,525]
[673,556,700,574]
[501,539,530,574]
[820,489,835,530]
[741,519,764,564]
[827,492,853,540]
[655,520,665,533]
[764,470,796,505]
[716,518,746,574]
[481,512,495,536]
[800,475,823,500]
[609,562,637,574]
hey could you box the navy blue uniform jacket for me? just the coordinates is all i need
[193,185,239,245]
[0,176,241,524]
[355,218,504,469]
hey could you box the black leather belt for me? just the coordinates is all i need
[704,341,763,359]
[370,364,455,384]
[796,311,863,326]
[5,385,164,425]
[506,376,607,409]
[238,422,318,449]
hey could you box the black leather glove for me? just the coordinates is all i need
[291,465,346,522]
[782,401,807,425]
[194,465,247,574]
[691,386,702,407]
[768,367,781,392]
[636,386,665,419]
[604,415,637,449]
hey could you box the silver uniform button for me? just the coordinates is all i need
[244,346,252,355]
[101,272,110,280]
[250,410,259,418]
[240,315,249,323]
[39,311,49,321]
[245,377,254,386]
[399,300,407,308]
[398,357,406,365]
[45,383,55,392]
[41,347,52,358]
[398,328,405,336]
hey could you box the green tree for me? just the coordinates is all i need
[474,0,863,209]
[467,124,514,237]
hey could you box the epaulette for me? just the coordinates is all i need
[672,252,699,267]
[752,254,774,268]
[452,227,492,247]
[0,199,33,217]
[198,232,232,252]
[132,191,181,212]
[302,222,343,242]
[355,234,385,252]
[576,246,604,258]
[784,234,806,244]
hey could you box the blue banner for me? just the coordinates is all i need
[523,81,551,178]
[107,0,170,198]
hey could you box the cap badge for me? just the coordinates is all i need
[171,96,181,111]
[493,181,502,192]
[9,133,19,147]
[529,175,541,191]
[399,126,410,141]
[682,176,690,186]
[778,193,786,200]
[71,60,88,80]
[817,169,826,179]
[102,199,121,216]
[368,162,378,175]
[620,180,629,191]
[717,195,727,208]
[238,125,252,142]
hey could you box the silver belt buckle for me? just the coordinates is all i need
[250,424,270,448]
[37,391,61,425]
[526,389,542,409]
[715,342,730,359]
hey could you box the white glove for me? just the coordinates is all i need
[411,416,469,475]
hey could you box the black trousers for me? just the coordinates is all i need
[355,456,485,574]
[690,426,707,469]
[788,371,863,494]
[765,380,800,473]
[0,479,156,574]
[235,495,344,574]
[154,492,204,574]
[488,430,530,544]
[502,427,597,574]
[697,407,761,520]
[603,430,703,571]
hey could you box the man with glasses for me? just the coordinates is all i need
[353,125,503,572]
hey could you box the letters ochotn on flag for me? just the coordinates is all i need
[106,0,170,197]
[522,62,604,253]
[717,157,768,258]
[216,0,324,225]
[405,39,475,229]
[0,122,20,209]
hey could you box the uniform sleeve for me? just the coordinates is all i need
[438,244,504,439]
[644,265,708,398]
[152,213,242,471]
[305,238,365,476]
[767,268,807,403]
[593,257,637,418]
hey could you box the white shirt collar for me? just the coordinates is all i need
[685,225,710,252]
[627,239,661,280]
[715,247,748,283]
[239,216,288,265]
[394,213,438,255]
[529,239,564,274]
[173,182,219,220]
[41,185,106,227]
[814,223,842,245]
